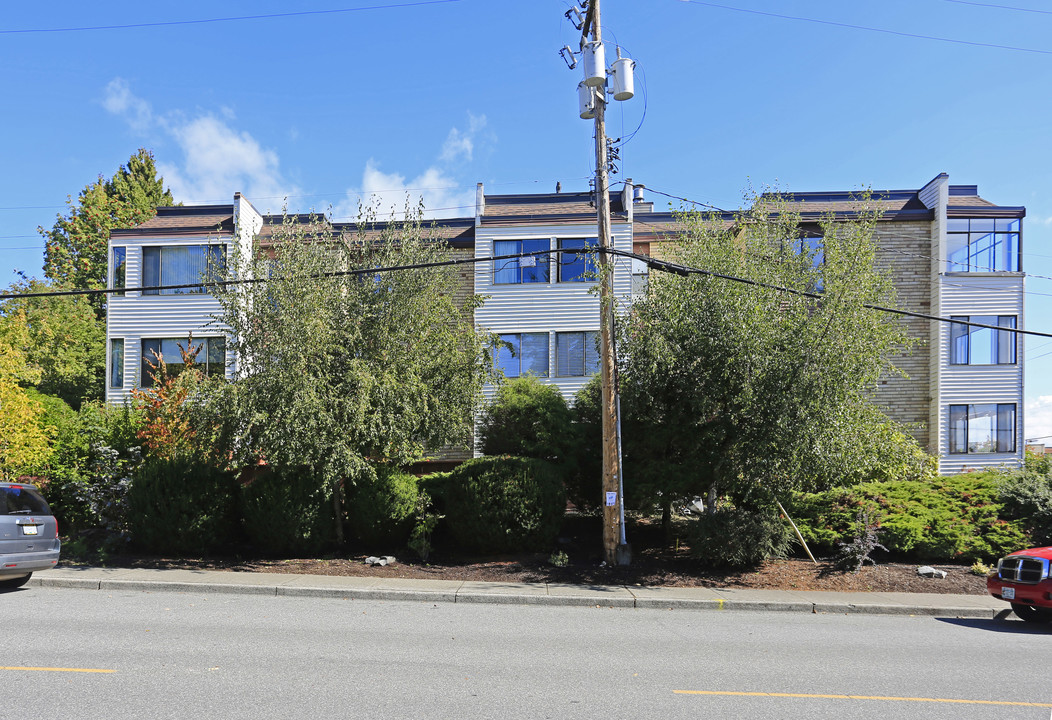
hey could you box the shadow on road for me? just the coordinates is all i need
[936,617,1052,634]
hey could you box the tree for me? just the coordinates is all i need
[0,311,52,479]
[476,375,575,463]
[40,149,174,312]
[618,193,920,535]
[209,205,494,542]
[0,276,105,408]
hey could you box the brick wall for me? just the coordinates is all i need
[871,220,934,449]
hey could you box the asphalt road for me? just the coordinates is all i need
[2,586,1050,719]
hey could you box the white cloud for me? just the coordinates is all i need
[103,78,299,210]
[336,113,490,221]
[1025,396,1052,445]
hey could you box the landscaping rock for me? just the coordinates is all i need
[917,566,947,579]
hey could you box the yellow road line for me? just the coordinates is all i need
[0,666,115,674]
[673,690,1052,708]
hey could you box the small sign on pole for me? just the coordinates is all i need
[605,491,617,507]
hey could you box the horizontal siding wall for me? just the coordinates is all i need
[475,222,632,404]
[106,235,233,403]
[937,274,1025,472]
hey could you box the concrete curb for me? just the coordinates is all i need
[25,568,1008,619]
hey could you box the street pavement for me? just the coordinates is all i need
[27,565,1011,619]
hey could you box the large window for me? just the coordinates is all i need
[493,239,550,284]
[946,218,1021,272]
[109,338,124,389]
[949,403,1016,454]
[495,333,549,377]
[111,247,126,297]
[556,331,599,377]
[140,336,226,387]
[950,316,1016,365]
[558,238,597,282]
[797,235,824,292]
[142,244,226,295]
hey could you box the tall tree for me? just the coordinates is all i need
[209,206,494,542]
[0,310,52,479]
[618,193,924,532]
[1,276,105,408]
[40,149,174,311]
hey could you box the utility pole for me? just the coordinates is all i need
[579,0,628,566]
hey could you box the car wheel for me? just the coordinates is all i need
[0,574,31,590]
[1011,603,1052,624]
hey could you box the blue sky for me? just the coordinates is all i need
[3,0,1052,438]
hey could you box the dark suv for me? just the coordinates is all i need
[0,483,61,589]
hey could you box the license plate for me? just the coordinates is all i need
[21,525,38,536]
[1002,586,1015,600]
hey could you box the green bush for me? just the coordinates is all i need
[348,463,419,546]
[477,376,576,466]
[790,473,1029,562]
[445,456,566,553]
[689,507,791,569]
[998,469,1052,547]
[127,455,240,555]
[241,465,336,555]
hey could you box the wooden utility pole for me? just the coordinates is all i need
[582,0,627,566]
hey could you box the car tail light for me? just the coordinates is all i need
[54,518,59,538]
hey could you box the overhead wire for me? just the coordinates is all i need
[4,245,1052,341]
[0,0,463,35]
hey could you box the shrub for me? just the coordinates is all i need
[567,376,602,510]
[445,456,566,553]
[127,455,240,555]
[348,463,419,546]
[241,465,336,555]
[476,376,576,465]
[997,469,1052,547]
[689,507,791,569]
[790,473,1029,562]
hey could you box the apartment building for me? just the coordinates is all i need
[106,174,1025,472]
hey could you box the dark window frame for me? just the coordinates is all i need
[948,403,1016,454]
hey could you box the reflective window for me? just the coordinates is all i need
[949,403,1015,454]
[493,240,550,284]
[142,244,226,295]
[140,336,226,387]
[949,316,1016,365]
[558,238,598,282]
[495,333,549,377]
[556,331,600,377]
[946,218,1020,272]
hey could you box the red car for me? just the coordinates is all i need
[987,546,1052,624]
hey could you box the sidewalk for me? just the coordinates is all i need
[27,566,1012,619]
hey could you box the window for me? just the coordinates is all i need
[109,338,124,389]
[556,331,600,377]
[946,218,1020,272]
[496,333,549,377]
[111,247,126,297]
[950,316,1016,365]
[493,239,550,284]
[140,336,226,387]
[142,244,226,295]
[949,403,1016,454]
[558,238,597,282]
[794,235,824,292]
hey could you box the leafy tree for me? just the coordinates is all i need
[0,312,52,479]
[209,205,493,543]
[618,193,921,537]
[40,149,174,312]
[0,276,104,407]
[476,375,576,463]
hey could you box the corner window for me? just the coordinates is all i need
[109,338,124,389]
[142,244,226,295]
[949,403,1015,454]
[496,333,549,377]
[111,247,126,297]
[558,238,597,282]
[950,316,1016,365]
[493,240,550,284]
[946,218,1020,272]
[556,331,600,377]
[140,336,226,387]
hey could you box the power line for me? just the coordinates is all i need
[942,0,1052,15]
[0,0,462,35]
[678,0,1052,56]
[5,246,1052,341]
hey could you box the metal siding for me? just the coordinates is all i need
[106,234,233,403]
[475,222,630,403]
[936,273,1024,471]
